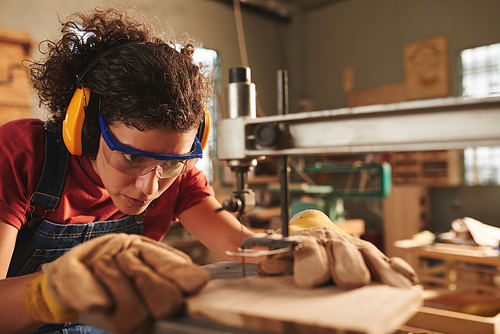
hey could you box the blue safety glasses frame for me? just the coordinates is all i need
[98,115,203,178]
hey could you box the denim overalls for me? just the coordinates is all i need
[7,123,145,334]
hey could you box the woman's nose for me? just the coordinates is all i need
[135,168,161,195]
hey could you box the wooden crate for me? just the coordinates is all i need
[0,27,32,124]
[391,150,462,187]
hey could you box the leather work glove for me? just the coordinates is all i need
[22,233,210,333]
[257,210,418,289]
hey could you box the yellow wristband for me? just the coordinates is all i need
[22,273,78,324]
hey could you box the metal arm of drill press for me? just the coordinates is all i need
[218,66,500,256]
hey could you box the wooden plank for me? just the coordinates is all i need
[187,275,422,334]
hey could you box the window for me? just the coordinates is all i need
[461,43,500,98]
[463,146,500,185]
[461,43,500,185]
[180,46,219,183]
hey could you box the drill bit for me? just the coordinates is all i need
[238,212,246,277]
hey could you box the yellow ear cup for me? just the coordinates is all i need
[63,87,90,156]
[199,107,211,150]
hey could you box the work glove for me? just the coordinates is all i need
[22,233,210,333]
[257,210,418,289]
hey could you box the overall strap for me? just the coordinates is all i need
[29,122,70,221]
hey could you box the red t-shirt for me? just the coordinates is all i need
[0,118,214,241]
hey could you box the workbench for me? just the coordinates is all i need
[395,241,500,334]
[396,241,500,292]
[82,260,423,333]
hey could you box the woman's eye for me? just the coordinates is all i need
[170,160,182,167]
[163,160,184,169]
[123,153,144,164]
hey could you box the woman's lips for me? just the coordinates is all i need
[126,196,151,208]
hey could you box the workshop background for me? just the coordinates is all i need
[1,0,500,260]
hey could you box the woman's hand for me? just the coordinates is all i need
[22,233,210,333]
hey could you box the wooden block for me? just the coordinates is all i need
[187,275,422,334]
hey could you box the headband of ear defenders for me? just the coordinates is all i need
[62,41,210,156]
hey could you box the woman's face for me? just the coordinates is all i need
[91,121,198,215]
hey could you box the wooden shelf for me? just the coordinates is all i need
[0,27,32,125]
[390,150,462,186]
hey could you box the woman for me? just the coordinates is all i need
[0,7,255,333]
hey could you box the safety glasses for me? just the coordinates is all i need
[99,115,202,179]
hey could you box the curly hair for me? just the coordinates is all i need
[30,7,210,138]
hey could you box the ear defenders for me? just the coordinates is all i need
[197,107,211,151]
[62,42,211,156]
[63,85,101,156]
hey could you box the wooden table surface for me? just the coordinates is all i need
[186,262,423,334]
